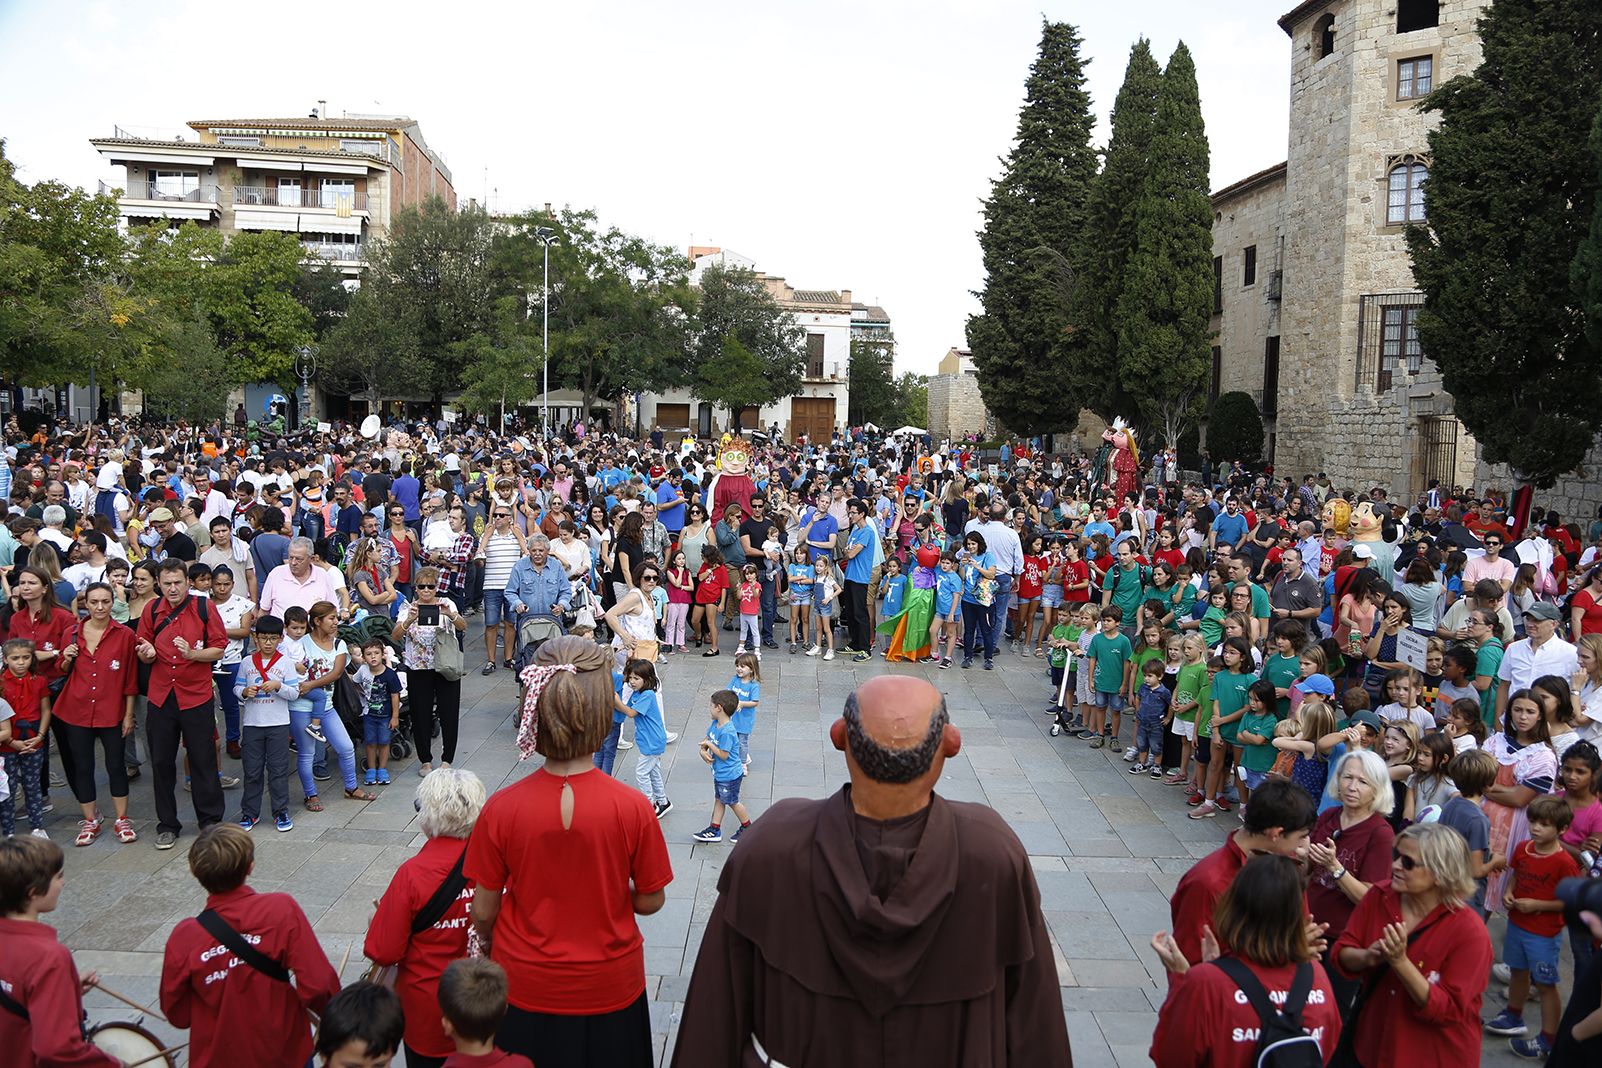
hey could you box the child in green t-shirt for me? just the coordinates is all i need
[1084,605,1135,750]
[1192,636,1257,819]
[1047,616,1084,737]
[1262,620,1306,719]
[1233,679,1282,806]
[1195,585,1229,646]
[1167,634,1208,788]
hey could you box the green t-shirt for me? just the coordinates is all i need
[1198,606,1227,646]
[1171,582,1197,619]
[1262,653,1301,719]
[1475,639,1504,728]
[1132,646,1165,678]
[1105,564,1150,620]
[1087,630,1134,694]
[1239,709,1280,771]
[1212,670,1258,744]
[1233,580,1271,620]
[1174,661,1208,723]
[1048,623,1082,669]
[1196,672,1216,734]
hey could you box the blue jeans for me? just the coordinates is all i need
[961,599,997,660]
[993,573,1014,640]
[594,720,622,774]
[214,663,242,744]
[737,731,750,765]
[290,692,358,795]
[1135,719,1165,759]
[758,573,777,644]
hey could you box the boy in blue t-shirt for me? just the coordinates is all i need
[616,659,670,817]
[1129,659,1172,775]
[693,690,751,843]
[1083,605,1135,750]
[594,667,629,775]
[931,553,964,668]
[353,638,403,786]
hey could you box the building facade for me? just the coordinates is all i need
[90,111,455,277]
[633,247,857,441]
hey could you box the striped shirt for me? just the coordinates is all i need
[479,530,523,593]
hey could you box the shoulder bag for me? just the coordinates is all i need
[432,619,465,682]
[362,848,469,989]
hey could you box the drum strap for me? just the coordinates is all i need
[196,910,291,983]
[0,983,27,1020]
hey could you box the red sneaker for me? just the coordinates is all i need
[1186,791,1205,807]
[1213,798,1233,813]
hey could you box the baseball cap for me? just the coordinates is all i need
[1300,673,1336,697]
[1351,544,1374,559]
[1523,602,1561,622]
[1349,710,1383,732]
[148,507,174,522]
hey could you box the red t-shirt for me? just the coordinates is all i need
[695,563,729,606]
[1153,547,1186,570]
[1151,958,1342,1068]
[1061,559,1091,603]
[53,622,140,729]
[136,595,228,709]
[464,768,673,1014]
[3,606,74,679]
[0,917,118,1067]
[1168,834,1247,987]
[1574,588,1602,637]
[1331,886,1492,1068]
[1018,554,1046,599]
[364,836,476,1058]
[1305,810,1394,936]
[160,885,341,1068]
[1508,840,1583,937]
[0,671,48,750]
[443,1052,535,1068]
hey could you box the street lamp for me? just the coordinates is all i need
[533,225,557,434]
[294,346,317,429]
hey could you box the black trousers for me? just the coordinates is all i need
[403,1045,445,1068]
[148,693,225,835]
[409,669,461,765]
[54,720,129,804]
[843,579,870,652]
[497,992,652,1068]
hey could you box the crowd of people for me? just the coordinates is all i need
[3,408,1602,1065]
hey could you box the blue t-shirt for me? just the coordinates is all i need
[935,569,963,617]
[729,676,760,734]
[787,561,812,597]
[799,509,839,564]
[1082,521,1116,555]
[844,523,877,584]
[961,551,996,603]
[655,479,685,533]
[882,574,907,618]
[1212,512,1249,547]
[707,720,743,782]
[391,474,421,520]
[630,688,666,755]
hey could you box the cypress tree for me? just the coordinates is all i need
[1573,102,1602,367]
[966,20,1099,436]
[1065,39,1162,420]
[1113,42,1213,444]
[1406,0,1602,487]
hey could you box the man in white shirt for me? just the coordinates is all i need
[1495,601,1579,721]
[63,531,114,595]
[193,470,229,526]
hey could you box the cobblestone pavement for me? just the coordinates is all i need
[50,626,1536,1066]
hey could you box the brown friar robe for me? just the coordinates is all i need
[671,786,1072,1068]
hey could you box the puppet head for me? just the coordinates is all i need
[1322,497,1351,537]
[1103,417,1139,464]
[1350,501,1384,543]
[717,439,751,476]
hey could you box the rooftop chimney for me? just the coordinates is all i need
[841,289,852,304]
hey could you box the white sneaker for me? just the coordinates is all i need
[823,649,835,660]
[735,644,746,655]
[1491,962,1512,984]
[617,738,634,750]
[1122,747,1138,762]
[30,828,49,840]
[805,645,821,657]
[664,731,679,744]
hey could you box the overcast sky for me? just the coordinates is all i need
[0,0,1293,377]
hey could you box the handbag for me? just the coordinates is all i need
[432,624,465,682]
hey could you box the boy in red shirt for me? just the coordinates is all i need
[0,836,120,1067]
[439,958,534,1067]
[160,823,341,1068]
[1484,795,1584,1057]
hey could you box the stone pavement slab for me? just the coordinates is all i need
[43,627,1535,1066]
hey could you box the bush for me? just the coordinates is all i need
[1205,391,1264,465]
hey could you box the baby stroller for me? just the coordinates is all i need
[513,614,565,675]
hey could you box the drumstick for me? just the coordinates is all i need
[124,1043,187,1068]
[337,941,353,976]
[87,979,168,1025]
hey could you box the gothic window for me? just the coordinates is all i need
[1315,14,1336,59]
[1387,157,1429,224]
[1397,0,1439,34]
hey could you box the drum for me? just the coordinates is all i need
[88,1021,177,1067]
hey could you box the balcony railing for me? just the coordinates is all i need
[804,361,844,382]
[302,241,365,263]
[233,186,367,211]
[104,180,220,204]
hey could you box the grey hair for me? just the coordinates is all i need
[288,535,315,555]
[1334,749,1395,818]
[841,690,949,785]
[1397,823,1476,907]
[416,768,487,839]
[42,505,66,527]
[527,534,551,550]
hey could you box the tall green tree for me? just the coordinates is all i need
[139,313,235,424]
[894,372,929,428]
[966,19,1099,435]
[694,336,771,432]
[1066,39,1162,420]
[1407,0,1602,487]
[320,283,429,409]
[847,337,898,427]
[452,296,544,428]
[692,263,806,415]
[1113,42,1213,446]
[1572,102,1602,378]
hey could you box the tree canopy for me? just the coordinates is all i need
[691,263,806,422]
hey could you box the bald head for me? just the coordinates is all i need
[834,676,957,787]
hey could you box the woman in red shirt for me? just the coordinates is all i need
[1151,854,1342,1067]
[54,582,140,846]
[1570,567,1602,638]
[365,768,487,1068]
[1331,823,1491,1068]
[466,636,672,1068]
[3,567,74,679]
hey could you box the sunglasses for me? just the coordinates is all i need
[494,512,511,518]
[1391,848,1419,871]
[639,575,659,583]
[415,583,437,590]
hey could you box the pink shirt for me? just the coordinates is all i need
[1561,797,1602,851]
[258,564,338,617]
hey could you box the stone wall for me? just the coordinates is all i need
[1474,441,1602,525]
[928,372,991,441]
[1211,169,1287,407]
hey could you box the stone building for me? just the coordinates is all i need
[927,348,993,442]
[1214,0,1602,518]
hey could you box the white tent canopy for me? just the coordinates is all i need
[891,425,927,436]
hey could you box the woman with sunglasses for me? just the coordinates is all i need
[392,566,468,776]
[1330,823,1490,1068]
[385,502,420,603]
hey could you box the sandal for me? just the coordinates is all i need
[1033,648,1046,658]
[114,817,138,843]
[74,817,103,847]
[344,787,378,801]
[303,795,324,812]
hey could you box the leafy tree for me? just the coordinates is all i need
[894,372,929,428]
[692,263,805,410]
[292,262,352,342]
[452,296,544,429]
[966,20,1099,436]
[320,284,428,410]
[1067,39,1162,421]
[0,140,128,389]
[1206,391,1263,464]
[139,314,234,423]
[694,336,771,431]
[1407,0,1602,487]
[1572,101,1602,386]
[847,338,898,427]
[1113,42,1213,446]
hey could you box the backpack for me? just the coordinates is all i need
[1212,957,1323,1068]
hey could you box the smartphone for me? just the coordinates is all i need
[416,604,440,628]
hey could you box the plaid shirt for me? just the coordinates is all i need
[440,532,476,596]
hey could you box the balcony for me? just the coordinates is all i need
[233,186,367,211]
[804,361,844,383]
[101,179,221,222]
[302,240,365,265]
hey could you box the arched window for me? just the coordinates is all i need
[1387,158,1428,224]
[1315,13,1336,59]
[1397,0,1439,33]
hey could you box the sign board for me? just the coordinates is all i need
[316,422,331,433]
[1395,628,1429,672]
[987,463,1000,480]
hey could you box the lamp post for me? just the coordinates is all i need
[294,346,317,429]
[533,226,556,435]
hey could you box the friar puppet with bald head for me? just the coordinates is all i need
[672,675,1073,1067]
